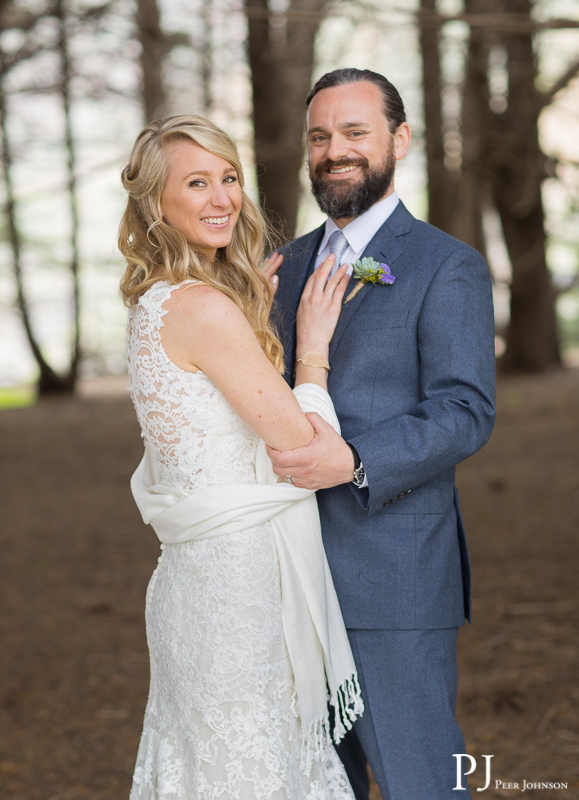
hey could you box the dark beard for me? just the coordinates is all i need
[309,153,395,220]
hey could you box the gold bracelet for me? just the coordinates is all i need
[296,351,331,370]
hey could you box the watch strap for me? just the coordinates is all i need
[346,442,361,470]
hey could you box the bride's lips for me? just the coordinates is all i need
[200,213,232,228]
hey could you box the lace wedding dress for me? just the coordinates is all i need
[126,280,355,800]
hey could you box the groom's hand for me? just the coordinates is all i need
[266,412,355,490]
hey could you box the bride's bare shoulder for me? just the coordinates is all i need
[162,282,250,337]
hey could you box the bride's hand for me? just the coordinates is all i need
[296,255,350,354]
[262,252,284,295]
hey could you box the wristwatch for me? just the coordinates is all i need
[347,443,365,487]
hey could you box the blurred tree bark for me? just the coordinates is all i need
[419,0,569,372]
[449,0,490,257]
[419,0,449,234]
[489,0,560,372]
[136,0,168,121]
[0,56,69,394]
[54,0,82,392]
[198,0,213,115]
[245,0,327,238]
[1,0,83,395]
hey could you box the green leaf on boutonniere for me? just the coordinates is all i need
[345,258,396,303]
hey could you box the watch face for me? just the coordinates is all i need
[353,465,365,485]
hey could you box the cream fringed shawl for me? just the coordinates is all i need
[130,382,364,765]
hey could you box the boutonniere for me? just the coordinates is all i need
[344,257,396,303]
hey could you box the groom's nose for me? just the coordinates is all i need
[324,132,350,162]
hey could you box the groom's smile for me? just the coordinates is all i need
[316,157,370,184]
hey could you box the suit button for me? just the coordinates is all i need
[392,497,398,503]
[406,489,412,494]
[384,500,391,506]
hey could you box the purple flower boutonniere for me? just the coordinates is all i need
[344,257,396,303]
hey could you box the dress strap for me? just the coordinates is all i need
[138,279,206,330]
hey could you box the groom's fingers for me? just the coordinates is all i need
[266,444,310,474]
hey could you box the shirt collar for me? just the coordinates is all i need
[318,192,400,256]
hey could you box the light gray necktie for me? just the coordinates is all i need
[326,230,349,277]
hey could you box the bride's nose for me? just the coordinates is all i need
[209,185,230,209]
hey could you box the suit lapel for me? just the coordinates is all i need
[329,202,414,359]
[286,225,324,312]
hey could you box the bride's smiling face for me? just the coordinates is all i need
[161,138,243,259]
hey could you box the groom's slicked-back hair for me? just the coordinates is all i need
[306,68,406,134]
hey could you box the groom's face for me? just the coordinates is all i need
[306,82,410,224]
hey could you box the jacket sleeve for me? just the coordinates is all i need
[348,246,496,517]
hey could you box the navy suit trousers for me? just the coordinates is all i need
[337,628,472,800]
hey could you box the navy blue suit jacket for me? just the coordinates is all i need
[274,202,496,630]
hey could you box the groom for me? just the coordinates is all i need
[269,69,496,799]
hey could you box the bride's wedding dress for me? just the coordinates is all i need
[126,280,356,800]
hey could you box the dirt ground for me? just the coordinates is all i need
[1,369,578,800]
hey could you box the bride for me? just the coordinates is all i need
[119,114,361,799]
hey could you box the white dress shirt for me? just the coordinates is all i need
[315,192,400,275]
[315,193,400,488]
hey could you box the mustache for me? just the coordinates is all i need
[313,157,370,178]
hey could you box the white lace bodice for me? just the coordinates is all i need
[126,280,258,492]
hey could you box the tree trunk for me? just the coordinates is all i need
[55,0,81,392]
[136,0,168,121]
[418,0,449,232]
[450,0,491,256]
[418,0,561,371]
[0,50,75,395]
[245,0,327,237]
[490,0,560,372]
[419,0,489,255]
[199,0,212,115]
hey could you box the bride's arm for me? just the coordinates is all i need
[160,258,349,453]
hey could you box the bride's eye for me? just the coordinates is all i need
[188,179,206,188]
[223,175,238,184]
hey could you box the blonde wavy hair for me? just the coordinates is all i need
[119,114,284,373]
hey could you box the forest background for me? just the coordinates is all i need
[1,1,579,799]
[0,0,578,396]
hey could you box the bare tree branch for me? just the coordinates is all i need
[543,57,579,104]
[0,51,69,393]
[243,3,579,32]
[55,0,81,381]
